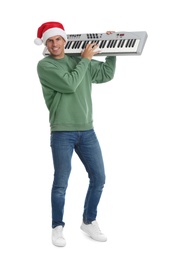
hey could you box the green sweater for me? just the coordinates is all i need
[37,55,116,131]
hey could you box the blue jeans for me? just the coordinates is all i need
[50,129,105,228]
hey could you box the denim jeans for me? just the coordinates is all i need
[50,129,105,228]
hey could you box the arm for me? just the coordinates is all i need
[81,31,115,60]
[90,56,116,83]
[81,31,116,83]
[37,57,90,94]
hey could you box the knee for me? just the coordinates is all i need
[90,173,106,188]
[52,185,67,196]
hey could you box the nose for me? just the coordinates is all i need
[52,40,57,46]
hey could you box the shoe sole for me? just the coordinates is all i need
[80,225,107,242]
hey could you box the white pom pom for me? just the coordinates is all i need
[34,38,42,45]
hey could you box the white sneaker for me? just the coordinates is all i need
[80,220,107,242]
[52,226,66,247]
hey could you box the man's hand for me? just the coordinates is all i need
[81,31,115,59]
[81,42,100,60]
[106,31,115,35]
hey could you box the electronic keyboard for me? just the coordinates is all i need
[43,31,148,56]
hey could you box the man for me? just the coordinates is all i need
[35,21,116,247]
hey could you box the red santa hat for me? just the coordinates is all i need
[34,21,67,45]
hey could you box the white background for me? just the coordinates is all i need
[0,0,170,259]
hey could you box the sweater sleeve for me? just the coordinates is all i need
[37,57,90,94]
[90,56,116,83]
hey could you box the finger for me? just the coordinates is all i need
[92,45,101,54]
[106,31,115,35]
[92,44,99,49]
[91,42,98,49]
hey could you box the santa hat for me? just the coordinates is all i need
[34,21,67,45]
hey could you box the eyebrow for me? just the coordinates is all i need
[48,36,62,41]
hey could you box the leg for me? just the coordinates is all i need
[50,131,74,228]
[75,129,105,224]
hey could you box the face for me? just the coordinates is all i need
[46,35,66,59]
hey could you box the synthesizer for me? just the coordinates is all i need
[43,31,148,56]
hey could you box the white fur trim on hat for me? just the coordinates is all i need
[34,38,43,45]
[43,28,67,44]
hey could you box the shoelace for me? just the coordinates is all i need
[54,227,64,238]
[92,222,103,234]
